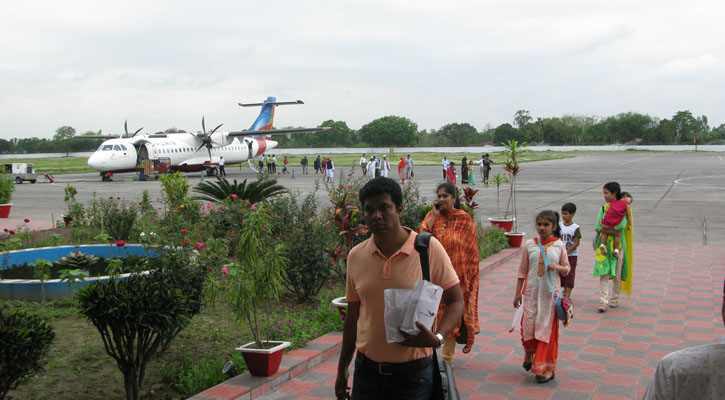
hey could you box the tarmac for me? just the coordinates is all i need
[4,152,725,246]
[3,152,725,399]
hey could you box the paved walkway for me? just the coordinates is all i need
[195,244,725,400]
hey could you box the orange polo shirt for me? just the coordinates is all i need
[346,227,459,363]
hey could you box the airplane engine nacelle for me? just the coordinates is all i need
[212,132,235,147]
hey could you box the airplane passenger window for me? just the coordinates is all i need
[102,145,113,151]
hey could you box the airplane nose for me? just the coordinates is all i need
[88,153,103,171]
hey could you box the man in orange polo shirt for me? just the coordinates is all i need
[335,177,465,400]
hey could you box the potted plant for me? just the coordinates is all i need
[487,172,513,232]
[63,184,78,225]
[0,171,13,218]
[502,140,527,247]
[221,206,291,377]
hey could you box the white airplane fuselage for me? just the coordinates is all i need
[87,134,276,174]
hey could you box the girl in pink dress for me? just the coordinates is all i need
[513,210,570,383]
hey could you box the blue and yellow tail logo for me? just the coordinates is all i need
[249,96,277,131]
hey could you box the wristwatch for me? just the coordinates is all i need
[434,332,444,349]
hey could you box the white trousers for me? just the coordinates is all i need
[599,250,623,306]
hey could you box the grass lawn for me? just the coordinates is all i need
[4,284,345,400]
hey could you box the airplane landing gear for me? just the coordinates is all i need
[203,166,218,177]
[101,172,113,182]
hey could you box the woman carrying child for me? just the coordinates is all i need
[593,182,634,313]
[446,161,457,186]
[513,210,570,384]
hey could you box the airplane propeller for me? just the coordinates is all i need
[125,120,144,138]
[193,116,223,162]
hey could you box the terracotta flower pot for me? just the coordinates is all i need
[62,216,72,226]
[0,203,11,218]
[236,341,291,377]
[488,217,514,232]
[505,232,525,247]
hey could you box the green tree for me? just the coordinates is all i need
[492,123,521,144]
[358,116,418,146]
[53,126,76,141]
[437,123,477,146]
[513,110,532,129]
[671,110,698,144]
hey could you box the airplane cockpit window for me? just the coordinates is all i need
[113,145,122,151]
[120,144,128,151]
[102,145,113,151]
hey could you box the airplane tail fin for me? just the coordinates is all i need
[239,96,304,133]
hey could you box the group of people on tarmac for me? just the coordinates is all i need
[358,153,414,182]
[440,153,494,187]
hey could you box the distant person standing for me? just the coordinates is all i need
[367,156,376,179]
[258,154,265,172]
[266,155,272,174]
[314,155,321,174]
[477,154,494,187]
[398,157,407,184]
[441,156,450,180]
[360,153,368,176]
[461,156,469,184]
[381,155,390,178]
[325,157,335,182]
[405,154,413,180]
[219,156,226,177]
[271,155,278,174]
[283,156,289,174]
[301,156,309,174]
[446,161,457,186]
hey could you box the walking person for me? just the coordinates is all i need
[446,161,457,186]
[360,153,368,176]
[468,161,476,185]
[367,156,376,180]
[218,156,226,177]
[559,203,581,300]
[441,156,450,180]
[477,154,494,187]
[418,182,480,365]
[325,157,335,183]
[314,155,321,174]
[334,177,464,400]
[381,155,390,178]
[282,156,289,174]
[513,210,570,384]
[461,156,468,184]
[398,157,407,184]
[405,154,413,180]
[594,183,634,312]
[301,156,309,174]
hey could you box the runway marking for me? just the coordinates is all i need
[673,175,725,190]
[620,154,655,165]
[652,168,684,210]
[719,156,725,162]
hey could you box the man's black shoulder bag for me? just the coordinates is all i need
[414,232,460,400]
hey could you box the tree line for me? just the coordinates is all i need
[3,110,723,154]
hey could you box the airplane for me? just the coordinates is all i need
[79,97,331,181]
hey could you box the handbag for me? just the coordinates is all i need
[455,318,467,345]
[538,239,573,326]
[411,169,414,177]
[414,232,460,400]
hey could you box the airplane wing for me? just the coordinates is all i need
[73,135,117,139]
[227,127,332,137]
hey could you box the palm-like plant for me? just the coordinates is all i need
[193,176,286,203]
[502,139,527,232]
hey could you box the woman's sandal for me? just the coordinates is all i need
[535,373,555,383]
[599,244,608,255]
[523,362,532,371]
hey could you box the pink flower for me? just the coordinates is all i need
[177,206,183,210]
[138,202,143,206]
[201,206,206,210]
[183,238,189,244]
[9,230,15,235]
[207,203,212,207]
[182,229,188,234]
[196,242,204,250]
[250,205,257,210]
[347,185,353,189]
[231,194,238,199]
[221,267,229,275]
[116,240,126,247]
[24,218,30,223]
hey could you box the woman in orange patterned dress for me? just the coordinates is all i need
[418,182,480,365]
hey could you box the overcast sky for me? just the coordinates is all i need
[1,0,723,139]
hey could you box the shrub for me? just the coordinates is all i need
[193,176,286,204]
[0,172,13,204]
[77,266,205,400]
[0,306,55,399]
[477,223,509,259]
[400,179,426,229]
[160,350,247,398]
[282,220,332,302]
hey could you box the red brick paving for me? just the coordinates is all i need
[194,244,724,399]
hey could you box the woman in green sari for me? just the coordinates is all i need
[593,182,633,313]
